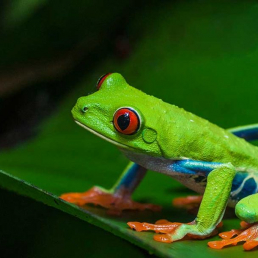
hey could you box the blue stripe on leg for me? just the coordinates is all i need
[113,162,146,193]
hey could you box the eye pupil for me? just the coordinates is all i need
[113,108,140,135]
[117,113,130,131]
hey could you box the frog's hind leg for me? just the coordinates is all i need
[228,124,258,142]
[209,193,258,250]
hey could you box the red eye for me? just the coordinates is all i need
[113,108,140,135]
[96,73,112,90]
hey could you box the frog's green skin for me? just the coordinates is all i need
[70,73,258,248]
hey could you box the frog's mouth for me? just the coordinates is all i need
[75,120,132,150]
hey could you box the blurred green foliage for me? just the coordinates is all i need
[1,0,134,66]
[1,0,258,257]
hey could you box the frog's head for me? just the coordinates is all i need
[72,73,165,157]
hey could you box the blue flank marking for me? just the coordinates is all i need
[170,162,194,174]
[170,160,258,202]
[171,160,222,175]
[231,127,258,141]
[231,172,249,191]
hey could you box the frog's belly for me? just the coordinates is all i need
[172,174,207,194]
[121,149,258,206]
[121,149,207,194]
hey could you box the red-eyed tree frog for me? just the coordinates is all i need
[61,73,258,250]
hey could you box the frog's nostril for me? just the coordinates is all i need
[82,106,88,113]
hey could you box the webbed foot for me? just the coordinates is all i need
[208,222,258,250]
[60,186,161,215]
[128,219,220,243]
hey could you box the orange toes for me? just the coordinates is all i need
[141,203,162,212]
[208,240,228,249]
[208,234,244,249]
[60,186,108,206]
[243,240,258,251]
[155,219,171,225]
[61,186,161,213]
[172,195,203,209]
[240,221,252,229]
[127,222,147,232]
[219,229,242,240]
[128,221,182,234]
[208,223,258,250]
[216,221,223,228]
[154,233,173,243]
[60,192,91,206]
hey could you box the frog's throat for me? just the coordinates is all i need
[75,120,132,150]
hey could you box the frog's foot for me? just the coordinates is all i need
[208,222,258,250]
[60,186,161,215]
[172,195,203,210]
[128,219,219,243]
[128,219,182,234]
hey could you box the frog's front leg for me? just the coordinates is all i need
[60,162,161,214]
[128,162,236,243]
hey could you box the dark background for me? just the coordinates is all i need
[1,0,258,149]
[0,0,147,148]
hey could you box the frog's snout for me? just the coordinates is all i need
[71,97,89,120]
[71,106,78,120]
[75,97,89,112]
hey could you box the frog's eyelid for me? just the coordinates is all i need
[96,73,112,90]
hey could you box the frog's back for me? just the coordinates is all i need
[156,101,258,171]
